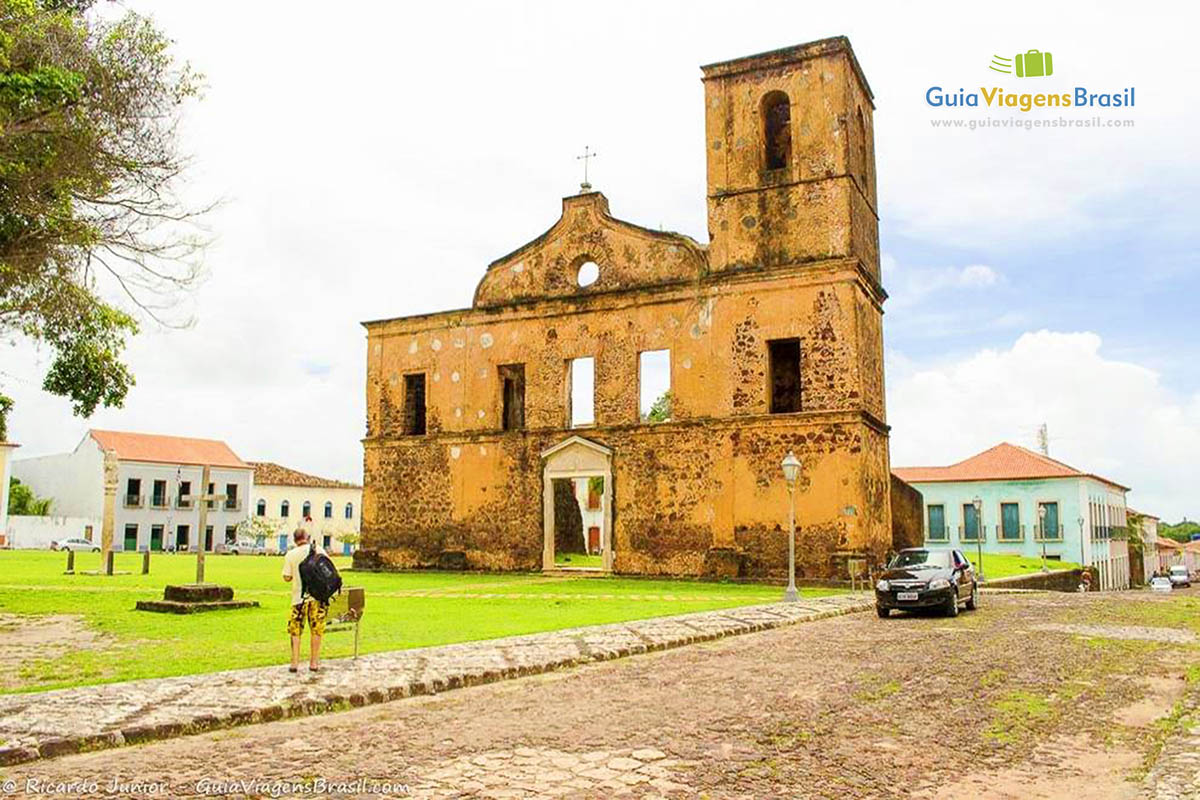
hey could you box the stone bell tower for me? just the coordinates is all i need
[701,37,879,285]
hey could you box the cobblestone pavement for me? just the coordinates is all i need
[0,593,870,766]
[3,591,1200,799]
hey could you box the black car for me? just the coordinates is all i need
[875,547,978,618]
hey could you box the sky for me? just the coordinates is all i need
[4,0,1198,520]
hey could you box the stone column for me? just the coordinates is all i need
[0,442,20,545]
[542,473,555,571]
[100,449,119,560]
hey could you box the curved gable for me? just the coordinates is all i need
[473,192,708,308]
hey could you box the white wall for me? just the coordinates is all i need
[5,516,101,549]
[12,437,104,519]
[251,483,361,554]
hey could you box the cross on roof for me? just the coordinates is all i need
[576,145,597,192]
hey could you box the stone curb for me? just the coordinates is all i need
[0,597,872,766]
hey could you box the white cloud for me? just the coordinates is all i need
[885,255,1002,310]
[888,330,1200,520]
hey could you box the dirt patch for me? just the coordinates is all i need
[915,734,1141,799]
[1032,623,1197,644]
[1113,675,1188,728]
[0,614,109,690]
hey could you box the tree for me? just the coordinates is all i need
[8,476,51,515]
[1,0,206,419]
[643,391,672,423]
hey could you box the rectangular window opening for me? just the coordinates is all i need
[403,373,427,435]
[568,357,595,428]
[768,338,802,414]
[638,350,672,423]
[1038,501,1060,541]
[1000,502,1021,541]
[499,363,526,431]
[962,503,981,542]
[927,505,946,542]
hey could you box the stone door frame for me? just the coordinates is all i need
[541,435,614,572]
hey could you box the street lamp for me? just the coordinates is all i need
[1077,516,1086,568]
[1038,504,1049,572]
[972,496,985,582]
[781,451,802,602]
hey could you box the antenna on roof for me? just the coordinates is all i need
[1036,423,1049,456]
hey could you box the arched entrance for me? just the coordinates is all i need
[541,436,613,572]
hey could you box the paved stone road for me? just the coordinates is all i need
[0,593,870,766]
[3,591,1199,799]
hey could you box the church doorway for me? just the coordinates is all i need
[541,436,613,572]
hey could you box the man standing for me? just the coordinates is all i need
[281,527,328,672]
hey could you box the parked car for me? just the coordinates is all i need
[875,547,978,618]
[1169,565,1192,588]
[52,537,100,552]
[1150,575,1173,593]
[226,538,267,556]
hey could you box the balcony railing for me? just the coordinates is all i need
[176,495,192,509]
[997,523,1025,543]
[123,493,144,509]
[224,499,242,512]
[150,495,169,509]
[959,524,986,543]
[1035,524,1065,543]
[1091,525,1129,541]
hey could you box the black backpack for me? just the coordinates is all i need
[298,542,342,603]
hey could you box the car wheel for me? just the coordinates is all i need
[876,606,889,619]
[93,547,100,552]
[945,588,960,617]
[966,582,979,611]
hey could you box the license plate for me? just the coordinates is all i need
[897,592,919,601]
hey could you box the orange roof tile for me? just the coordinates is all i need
[892,442,1129,491]
[89,430,248,469]
[248,461,360,489]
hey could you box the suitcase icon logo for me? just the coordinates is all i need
[989,50,1054,78]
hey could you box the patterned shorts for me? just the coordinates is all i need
[287,598,328,637]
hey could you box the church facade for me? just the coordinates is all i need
[357,37,892,578]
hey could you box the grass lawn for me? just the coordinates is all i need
[974,553,1079,579]
[0,550,839,693]
[554,552,604,568]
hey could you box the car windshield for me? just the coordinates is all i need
[889,550,952,569]
[1171,566,1188,573]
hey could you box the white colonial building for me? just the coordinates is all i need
[12,430,252,552]
[248,462,361,555]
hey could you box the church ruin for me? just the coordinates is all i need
[357,37,892,578]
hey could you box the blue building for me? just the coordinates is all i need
[894,443,1131,590]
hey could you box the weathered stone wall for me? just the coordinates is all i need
[890,474,924,552]
[359,37,891,579]
[361,414,889,577]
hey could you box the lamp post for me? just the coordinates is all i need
[1078,516,1086,568]
[972,496,985,582]
[1039,504,1049,573]
[781,451,802,602]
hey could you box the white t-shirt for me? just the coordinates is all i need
[281,542,326,605]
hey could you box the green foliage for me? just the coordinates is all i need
[1160,519,1200,543]
[0,0,205,421]
[7,476,51,514]
[0,392,11,440]
[643,390,672,422]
